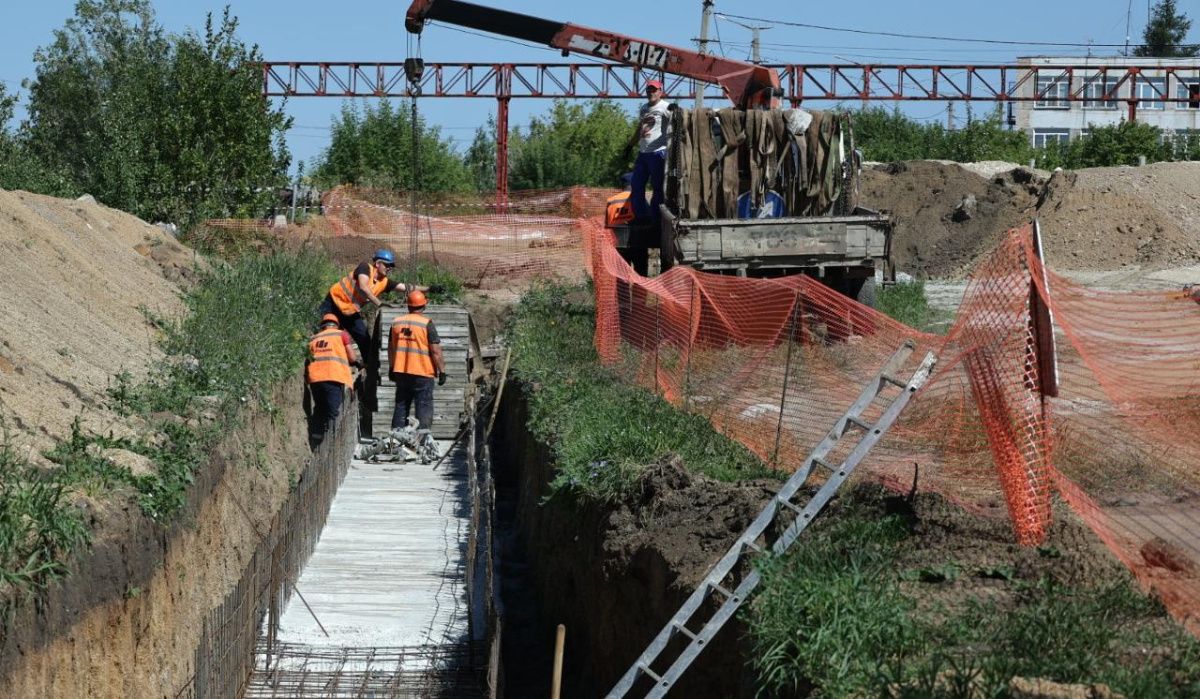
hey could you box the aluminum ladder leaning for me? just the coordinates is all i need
[606,340,938,698]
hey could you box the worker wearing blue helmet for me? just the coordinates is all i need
[319,249,423,356]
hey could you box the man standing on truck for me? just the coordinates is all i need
[628,79,672,226]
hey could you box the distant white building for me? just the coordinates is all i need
[1011,56,1200,147]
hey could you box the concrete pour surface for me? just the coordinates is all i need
[274,437,471,650]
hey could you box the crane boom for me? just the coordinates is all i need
[405,0,781,108]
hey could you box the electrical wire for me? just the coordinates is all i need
[716,11,1186,49]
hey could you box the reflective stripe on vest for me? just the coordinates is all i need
[329,265,390,316]
[307,329,353,386]
[389,313,435,378]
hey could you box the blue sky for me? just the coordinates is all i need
[0,1,1188,173]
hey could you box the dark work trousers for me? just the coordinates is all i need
[309,381,345,447]
[630,149,666,223]
[317,296,370,357]
[391,374,435,430]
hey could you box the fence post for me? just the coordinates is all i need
[772,292,801,466]
[654,295,661,397]
[683,276,698,409]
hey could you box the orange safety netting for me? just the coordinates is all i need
[320,185,604,286]
[232,186,1200,634]
[586,217,1200,635]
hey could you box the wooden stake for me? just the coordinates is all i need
[486,347,513,439]
[551,624,566,699]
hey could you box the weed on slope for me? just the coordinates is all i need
[508,282,774,503]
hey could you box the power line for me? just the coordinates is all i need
[715,11,1168,49]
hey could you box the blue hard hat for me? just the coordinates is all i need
[373,249,395,265]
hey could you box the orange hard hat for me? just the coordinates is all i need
[320,313,339,326]
[407,289,427,309]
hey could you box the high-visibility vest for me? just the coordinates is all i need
[328,265,389,316]
[605,191,634,227]
[306,328,353,386]
[389,313,435,378]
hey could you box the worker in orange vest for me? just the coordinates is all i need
[318,249,423,355]
[306,313,361,448]
[388,290,446,432]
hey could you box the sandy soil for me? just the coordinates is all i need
[862,160,1200,279]
[0,189,198,457]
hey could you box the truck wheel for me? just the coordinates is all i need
[844,277,877,308]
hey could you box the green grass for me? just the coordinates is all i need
[0,437,89,601]
[877,280,954,333]
[744,491,1200,698]
[508,281,774,502]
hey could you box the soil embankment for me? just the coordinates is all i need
[0,376,311,698]
[860,160,1200,278]
[0,189,313,696]
[493,382,775,698]
[0,189,198,455]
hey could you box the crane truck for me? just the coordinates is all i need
[406,0,893,304]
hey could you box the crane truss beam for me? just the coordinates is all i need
[263,61,1200,108]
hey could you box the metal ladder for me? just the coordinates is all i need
[606,341,938,698]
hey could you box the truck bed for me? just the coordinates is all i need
[663,207,892,277]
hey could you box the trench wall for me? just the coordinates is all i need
[493,383,754,699]
[0,376,353,698]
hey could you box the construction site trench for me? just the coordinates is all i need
[6,157,1200,696]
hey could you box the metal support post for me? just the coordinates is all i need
[495,97,510,207]
[771,292,800,465]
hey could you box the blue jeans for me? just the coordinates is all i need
[630,149,666,223]
[309,381,345,447]
[392,374,435,430]
[317,296,369,357]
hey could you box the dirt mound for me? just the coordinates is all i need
[0,189,195,456]
[1036,162,1200,270]
[861,161,1043,278]
[861,160,1200,278]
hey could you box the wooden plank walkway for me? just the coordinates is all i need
[374,304,471,440]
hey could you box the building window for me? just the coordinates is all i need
[1177,81,1200,109]
[1137,77,1166,110]
[1035,75,1070,109]
[1032,128,1071,148]
[1081,77,1119,109]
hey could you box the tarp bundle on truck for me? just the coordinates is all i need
[666,108,855,220]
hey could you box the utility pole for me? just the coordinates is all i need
[1125,0,1133,56]
[696,0,713,110]
[947,101,956,130]
[724,16,771,65]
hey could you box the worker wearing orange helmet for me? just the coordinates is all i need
[306,313,361,448]
[388,289,446,432]
[626,78,672,226]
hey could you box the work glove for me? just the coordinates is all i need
[427,283,446,296]
[438,372,448,386]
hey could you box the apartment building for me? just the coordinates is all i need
[1011,56,1200,146]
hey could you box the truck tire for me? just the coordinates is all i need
[844,277,877,308]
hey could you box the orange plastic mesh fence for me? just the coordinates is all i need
[587,216,1200,634]
[320,185,605,286]
[205,187,1200,633]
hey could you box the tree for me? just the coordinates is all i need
[507,100,634,190]
[311,100,469,192]
[1135,0,1198,57]
[0,83,73,195]
[23,1,291,226]
[463,118,497,192]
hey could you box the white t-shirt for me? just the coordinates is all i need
[638,99,672,153]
